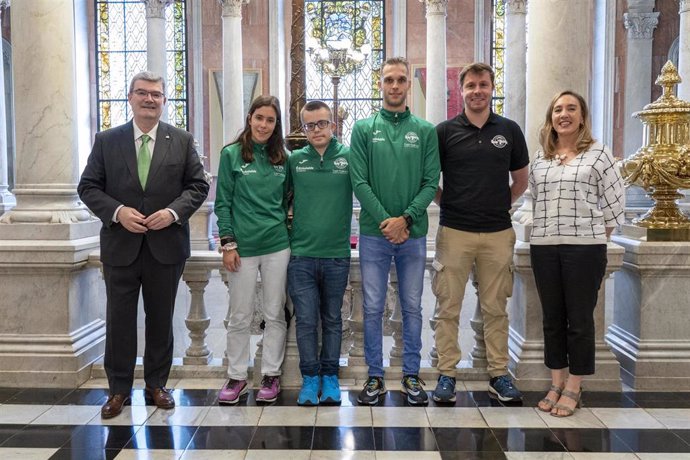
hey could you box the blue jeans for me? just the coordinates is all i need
[287,256,350,377]
[359,235,426,377]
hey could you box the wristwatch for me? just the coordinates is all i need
[402,213,413,228]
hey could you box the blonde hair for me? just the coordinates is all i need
[538,90,595,159]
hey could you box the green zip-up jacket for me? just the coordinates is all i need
[288,137,352,258]
[349,107,440,238]
[214,142,289,257]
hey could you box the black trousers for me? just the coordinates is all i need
[530,244,607,375]
[102,239,185,394]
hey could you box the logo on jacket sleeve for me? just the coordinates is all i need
[491,135,508,148]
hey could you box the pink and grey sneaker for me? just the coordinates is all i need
[218,379,247,405]
[256,375,281,402]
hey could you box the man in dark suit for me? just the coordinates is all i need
[78,71,209,419]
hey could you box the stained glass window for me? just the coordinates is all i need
[95,0,188,132]
[304,0,385,145]
[490,0,505,115]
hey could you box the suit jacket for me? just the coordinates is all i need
[78,121,210,266]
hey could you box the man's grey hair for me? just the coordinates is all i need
[129,71,166,94]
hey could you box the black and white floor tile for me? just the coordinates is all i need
[0,379,689,459]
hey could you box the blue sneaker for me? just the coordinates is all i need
[433,375,456,403]
[297,375,320,406]
[319,375,341,405]
[489,375,523,402]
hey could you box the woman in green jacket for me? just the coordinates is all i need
[214,96,289,404]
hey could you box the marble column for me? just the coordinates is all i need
[0,0,15,215]
[268,0,287,127]
[0,0,104,387]
[420,0,447,125]
[679,0,690,100]
[608,234,690,390]
[514,0,593,230]
[391,0,406,57]
[144,0,172,80]
[219,0,249,143]
[503,0,527,132]
[622,1,658,209]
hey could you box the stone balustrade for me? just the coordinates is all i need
[87,249,492,385]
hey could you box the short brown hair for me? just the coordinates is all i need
[381,56,409,74]
[300,100,332,124]
[459,62,495,88]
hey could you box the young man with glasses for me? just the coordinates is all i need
[349,57,440,406]
[287,100,352,405]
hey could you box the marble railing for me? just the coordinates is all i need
[180,250,489,385]
[88,250,490,385]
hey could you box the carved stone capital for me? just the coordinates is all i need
[681,0,690,14]
[143,0,173,19]
[623,12,659,40]
[505,0,527,14]
[0,0,9,19]
[219,0,250,18]
[419,0,447,16]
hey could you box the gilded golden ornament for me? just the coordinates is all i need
[620,60,690,239]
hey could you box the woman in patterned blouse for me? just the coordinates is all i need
[529,90,625,417]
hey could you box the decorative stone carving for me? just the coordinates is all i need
[505,0,527,14]
[219,0,249,18]
[0,0,9,15]
[623,12,660,40]
[289,0,306,134]
[681,0,689,14]
[419,0,447,16]
[143,0,173,18]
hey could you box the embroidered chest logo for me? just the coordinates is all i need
[405,132,419,144]
[333,157,349,174]
[404,131,420,149]
[491,135,508,149]
[273,164,285,176]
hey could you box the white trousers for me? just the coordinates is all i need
[226,247,290,380]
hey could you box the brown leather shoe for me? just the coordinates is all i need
[145,386,175,409]
[101,394,131,419]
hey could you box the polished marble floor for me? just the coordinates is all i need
[0,379,689,459]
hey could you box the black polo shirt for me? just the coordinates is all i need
[436,111,529,232]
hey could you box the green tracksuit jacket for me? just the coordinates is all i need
[349,107,440,238]
[288,137,352,258]
[214,142,289,257]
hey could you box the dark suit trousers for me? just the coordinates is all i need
[102,238,185,394]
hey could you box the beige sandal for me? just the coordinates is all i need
[537,384,563,412]
[550,388,582,417]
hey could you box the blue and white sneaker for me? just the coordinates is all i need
[319,375,341,405]
[433,375,457,403]
[297,375,320,406]
[489,375,523,402]
[401,375,429,406]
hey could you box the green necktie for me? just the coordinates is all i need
[137,134,151,188]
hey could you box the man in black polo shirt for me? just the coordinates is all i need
[431,62,529,404]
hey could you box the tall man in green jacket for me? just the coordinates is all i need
[350,57,441,406]
[288,101,352,406]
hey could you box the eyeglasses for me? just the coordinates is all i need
[302,120,331,132]
[132,89,165,100]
